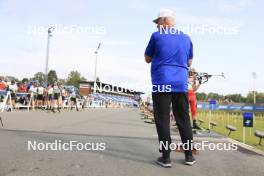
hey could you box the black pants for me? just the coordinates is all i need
[152,92,193,157]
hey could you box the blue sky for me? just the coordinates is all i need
[0,0,263,95]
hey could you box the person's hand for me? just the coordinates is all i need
[198,79,202,84]
[144,55,152,63]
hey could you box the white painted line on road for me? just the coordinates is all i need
[226,138,264,156]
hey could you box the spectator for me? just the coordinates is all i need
[144,9,195,167]
[8,80,18,108]
[46,84,53,110]
[0,78,7,90]
[70,90,79,111]
[19,81,27,93]
[36,83,44,109]
[52,82,61,112]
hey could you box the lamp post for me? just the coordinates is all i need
[93,43,101,93]
[45,27,54,86]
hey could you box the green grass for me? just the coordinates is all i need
[197,110,264,151]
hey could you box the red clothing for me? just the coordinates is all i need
[0,82,7,90]
[188,90,197,118]
[19,84,27,93]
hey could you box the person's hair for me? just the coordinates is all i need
[158,17,165,24]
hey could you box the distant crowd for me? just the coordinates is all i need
[0,78,81,112]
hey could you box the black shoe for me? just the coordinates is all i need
[156,157,172,168]
[185,155,196,166]
[192,129,202,135]
[51,108,56,113]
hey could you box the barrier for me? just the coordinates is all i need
[0,91,137,111]
[58,96,90,109]
[0,91,12,112]
[197,102,264,112]
[15,92,34,111]
[92,93,138,107]
[90,100,104,108]
[0,92,35,112]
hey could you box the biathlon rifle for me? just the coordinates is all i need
[192,72,225,84]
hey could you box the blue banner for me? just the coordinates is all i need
[197,102,264,112]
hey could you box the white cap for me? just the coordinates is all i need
[153,9,176,24]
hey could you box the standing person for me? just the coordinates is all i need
[43,85,48,109]
[61,86,68,109]
[0,78,7,90]
[47,84,53,110]
[28,82,37,109]
[19,81,27,93]
[52,82,61,112]
[26,82,32,92]
[8,80,18,109]
[36,84,44,109]
[57,83,64,110]
[188,68,202,130]
[19,81,29,105]
[33,82,38,107]
[144,9,196,167]
[70,90,79,111]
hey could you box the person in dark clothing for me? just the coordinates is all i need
[145,9,196,167]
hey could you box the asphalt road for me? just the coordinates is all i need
[0,108,263,176]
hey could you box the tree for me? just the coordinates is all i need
[246,91,264,104]
[6,76,19,82]
[207,92,222,100]
[257,92,264,103]
[66,71,86,87]
[32,72,45,85]
[246,91,255,103]
[196,92,207,101]
[47,70,58,84]
[21,78,29,83]
[58,78,66,85]
[224,94,242,103]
